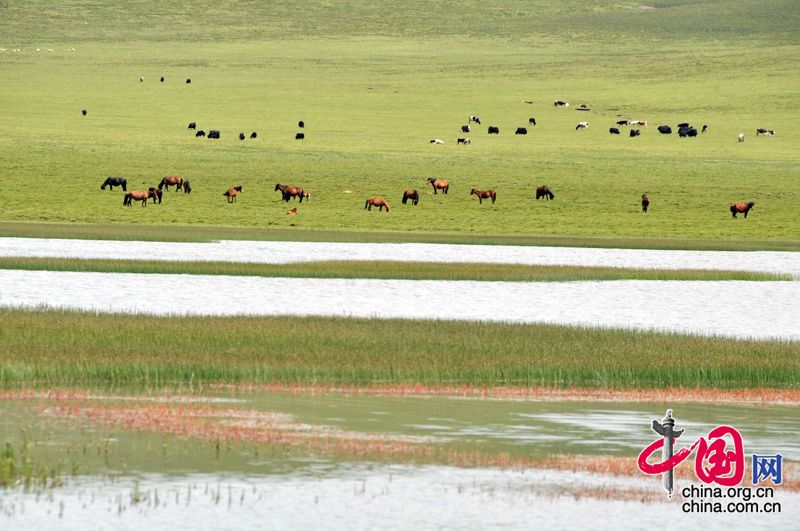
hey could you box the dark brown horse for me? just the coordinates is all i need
[470,188,496,204]
[365,197,390,212]
[402,189,419,206]
[275,184,306,203]
[224,185,243,203]
[158,176,184,191]
[123,190,151,207]
[148,187,163,204]
[183,180,192,194]
[536,185,555,201]
[730,201,755,218]
[641,194,650,213]
[426,177,449,194]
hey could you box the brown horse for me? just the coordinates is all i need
[641,194,650,213]
[148,187,163,205]
[275,183,306,203]
[287,207,298,215]
[426,177,449,194]
[470,188,496,204]
[730,201,755,218]
[365,197,390,212]
[224,185,243,203]
[536,185,555,201]
[158,176,183,191]
[402,189,419,206]
[301,191,311,201]
[123,190,151,207]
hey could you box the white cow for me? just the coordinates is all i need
[429,138,445,144]
[737,133,745,143]
[576,122,589,130]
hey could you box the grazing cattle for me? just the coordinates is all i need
[365,197,390,212]
[461,125,471,133]
[576,122,588,130]
[402,189,419,206]
[81,109,87,116]
[536,185,554,201]
[158,176,184,191]
[678,127,697,138]
[468,115,481,124]
[223,185,243,203]
[687,128,698,137]
[609,127,620,135]
[677,122,690,129]
[629,120,648,127]
[630,129,641,137]
[616,120,629,126]
[426,177,449,194]
[295,132,305,140]
[657,125,672,134]
[528,117,537,125]
[139,76,144,82]
[576,104,591,111]
[298,120,305,128]
[702,124,708,133]
[287,207,298,215]
[470,188,496,204]
[515,127,528,135]
[101,177,127,191]
[188,122,196,129]
[196,130,206,138]
[554,101,569,108]
[641,194,650,213]
[207,130,220,139]
[147,187,163,205]
[457,138,471,144]
[239,133,245,141]
[429,138,445,144]
[756,128,775,136]
[275,184,306,202]
[487,126,500,134]
[250,132,257,139]
[123,190,151,207]
[160,76,165,82]
[183,180,192,194]
[730,201,755,218]
[186,78,191,84]
[737,133,745,143]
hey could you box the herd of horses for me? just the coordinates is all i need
[105,176,192,207]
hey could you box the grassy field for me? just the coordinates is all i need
[0,257,788,281]
[0,1,798,247]
[1,309,797,389]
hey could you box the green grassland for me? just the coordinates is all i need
[1,309,797,389]
[0,257,788,281]
[0,1,798,247]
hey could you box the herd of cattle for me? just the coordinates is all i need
[187,120,305,141]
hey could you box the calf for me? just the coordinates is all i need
[737,133,745,143]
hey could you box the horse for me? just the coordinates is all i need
[641,194,650,213]
[148,187,163,204]
[183,180,192,194]
[224,185,243,203]
[101,177,127,191]
[402,189,419,206]
[159,176,184,191]
[470,188,496,204]
[123,190,150,207]
[365,197,390,212]
[275,184,306,203]
[301,191,310,201]
[730,202,754,218]
[426,177,449,194]
[536,185,554,201]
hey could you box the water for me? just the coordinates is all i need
[1,270,797,340]
[2,238,798,276]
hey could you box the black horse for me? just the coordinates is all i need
[101,177,127,191]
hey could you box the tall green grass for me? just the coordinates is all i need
[1,309,797,389]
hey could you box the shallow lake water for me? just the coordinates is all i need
[0,390,797,529]
[2,237,799,276]
[0,270,797,340]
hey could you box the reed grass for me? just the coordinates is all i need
[0,257,788,282]
[0,309,796,389]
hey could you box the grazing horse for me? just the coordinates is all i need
[641,194,650,213]
[426,177,449,194]
[101,177,127,191]
[402,189,419,206]
[365,197,390,212]
[224,185,243,203]
[730,202,754,218]
[275,184,306,202]
[123,190,151,207]
[183,180,192,194]
[536,185,554,201]
[148,187,163,205]
[470,188,496,204]
[158,176,184,191]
